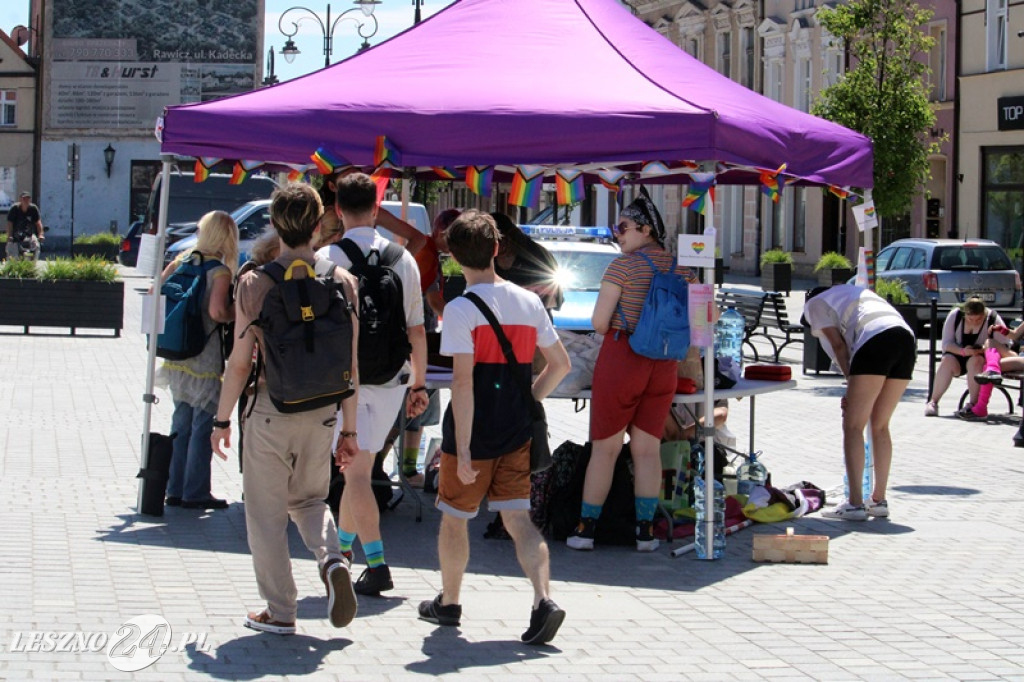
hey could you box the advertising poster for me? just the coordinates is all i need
[48,0,261,130]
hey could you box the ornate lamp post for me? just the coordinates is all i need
[279,1,382,68]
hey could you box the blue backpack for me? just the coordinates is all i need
[155,253,221,360]
[618,252,690,360]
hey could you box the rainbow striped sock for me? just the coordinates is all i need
[363,540,385,569]
[338,529,357,554]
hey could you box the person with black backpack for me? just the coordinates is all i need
[158,210,238,510]
[318,172,429,599]
[211,183,360,636]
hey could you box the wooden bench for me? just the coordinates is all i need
[715,287,805,363]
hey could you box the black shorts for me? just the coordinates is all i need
[942,352,968,376]
[849,327,916,379]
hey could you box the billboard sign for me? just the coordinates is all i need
[48,0,261,130]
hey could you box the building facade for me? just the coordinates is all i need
[0,28,38,213]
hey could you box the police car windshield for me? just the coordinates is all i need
[550,250,618,291]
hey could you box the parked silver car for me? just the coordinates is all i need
[874,238,1022,331]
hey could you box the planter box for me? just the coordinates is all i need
[802,329,834,374]
[0,279,124,335]
[816,267,853,287]
[73,243,120,261]
[760,262,792,294]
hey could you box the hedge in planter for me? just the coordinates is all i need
[760,249,793,295]
[73,233,121,262]
[0,257,124,336]
[814,251,854,287]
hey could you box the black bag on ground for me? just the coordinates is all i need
[137,432,175,517]
[252,259,355,413]
[544,441,636,545]
[338,240,411,385]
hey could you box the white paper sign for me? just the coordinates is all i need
[851,201,878,232]
[677,234,715,269]
[688,283,715,347]
[136,233,161,276]
[141,293,165,335]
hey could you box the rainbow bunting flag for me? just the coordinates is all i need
[759,163,787,203]
[555,170,584,205]
[682,172,716,215]
[597,170,625,193]
[508,167,543,208]
[640,161,671,176]
[285,163,312,183]
[374,135,402,171]
[369,171,390,203]
[229,160,263,186]
[465,166,493,197]
[432,166,459,180]
[828,185,851,200]
[311,146,345,175]
[193,157,222,182]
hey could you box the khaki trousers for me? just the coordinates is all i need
[242,393,342,622]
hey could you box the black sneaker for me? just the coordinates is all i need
[165,496,182,507]
[521,598,566,645]
[353,565,393,596]
[566,517,596,551]
[322,557,357,628]
[975,370,1003,386]
[635,520,660,552]
[418,593,461,626]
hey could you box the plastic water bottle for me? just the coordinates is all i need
[736,451,768,496]
[715,306,745,371]
[694,446,726,560]
[845,436,874,500]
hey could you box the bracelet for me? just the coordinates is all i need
[410,386,428,393]
[340,431,358,439]
[212,418,231,429]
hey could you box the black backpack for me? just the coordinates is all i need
[337,240,412,385]
[251,259,355,413]
[155,253,221,360]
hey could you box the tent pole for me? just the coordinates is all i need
[701,191,717,559]
[137,156,174,513]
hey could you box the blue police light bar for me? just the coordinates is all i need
[520,225,614,242]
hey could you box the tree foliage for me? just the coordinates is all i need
[812,0,940,218]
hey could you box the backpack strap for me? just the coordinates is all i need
[339,239,367,270]
[615,250,672,335]
[379,242,405,268]
[463,291,543,420]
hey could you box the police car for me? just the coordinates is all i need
[520,225,620,332]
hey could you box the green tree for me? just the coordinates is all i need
[812,0,940,218]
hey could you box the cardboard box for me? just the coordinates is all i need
[752,530,828,564]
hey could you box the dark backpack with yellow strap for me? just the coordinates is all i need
[252,259,355,413]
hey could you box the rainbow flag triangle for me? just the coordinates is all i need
[597,170,625,192]
[828,185,851,200]
[432,166,459,180]
[682,172,716,215]
[374,135,402,171]
[311,146,345,175]
[193,157,222,182]
[555,170,583,205]
[508,168,542,208]
[759,163,787,203]
[285,163,312,183]
[465,166,493,197]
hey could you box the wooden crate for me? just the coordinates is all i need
[752,531,828,564]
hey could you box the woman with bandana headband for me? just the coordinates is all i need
[567,189,696,553]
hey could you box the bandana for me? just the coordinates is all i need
[620,187,665,245]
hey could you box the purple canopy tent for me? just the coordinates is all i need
[143,0,873,541]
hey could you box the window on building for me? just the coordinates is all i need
[741,27,755,89]
[794,58,812,112]
[770,194,785,250]
[792,187,806,253]
[0,91,15,127]
[766,59,784,103]
[928,24,947,101]
[824,47,844,88]
[685,35,704,61]
[987,0,1007,70]
[717,30,732,78]
[982,148,1024,250]
[129,161,162,222]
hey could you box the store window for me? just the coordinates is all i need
[982,148,1024,252]
[129,161,162,224]
[0,90,15,127]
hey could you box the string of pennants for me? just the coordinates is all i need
[191,135,865,207]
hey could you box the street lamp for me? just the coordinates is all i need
[413,0,424,24]
[279,1,382,68]
[262,47,279,86]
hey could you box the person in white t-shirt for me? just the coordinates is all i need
[801,284,916,521]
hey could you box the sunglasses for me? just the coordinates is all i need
[614,222,640,236]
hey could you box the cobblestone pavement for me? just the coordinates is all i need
[1,269,1022,681]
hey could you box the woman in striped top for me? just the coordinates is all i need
[567,190,696,553]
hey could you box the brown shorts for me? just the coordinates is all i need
[435,441,531,519]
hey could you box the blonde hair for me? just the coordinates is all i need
[313,209,344,249]
[192,210,239,275]
[248,228,280,266]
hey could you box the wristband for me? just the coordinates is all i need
[340,431,358,439]
[212,418,231,429]
[410,386,428,393]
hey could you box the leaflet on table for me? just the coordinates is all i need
[688,283,714,347]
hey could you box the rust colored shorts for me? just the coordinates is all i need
[435,440,531,519]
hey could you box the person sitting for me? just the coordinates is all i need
[923,298,1005,418]
[961,321,1024,423]
[490,212,563,312]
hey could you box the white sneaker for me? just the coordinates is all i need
[924,401,938,417]
[822,500,867,521]
[865,498,889,518]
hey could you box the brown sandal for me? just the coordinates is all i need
[244,610,296,635]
